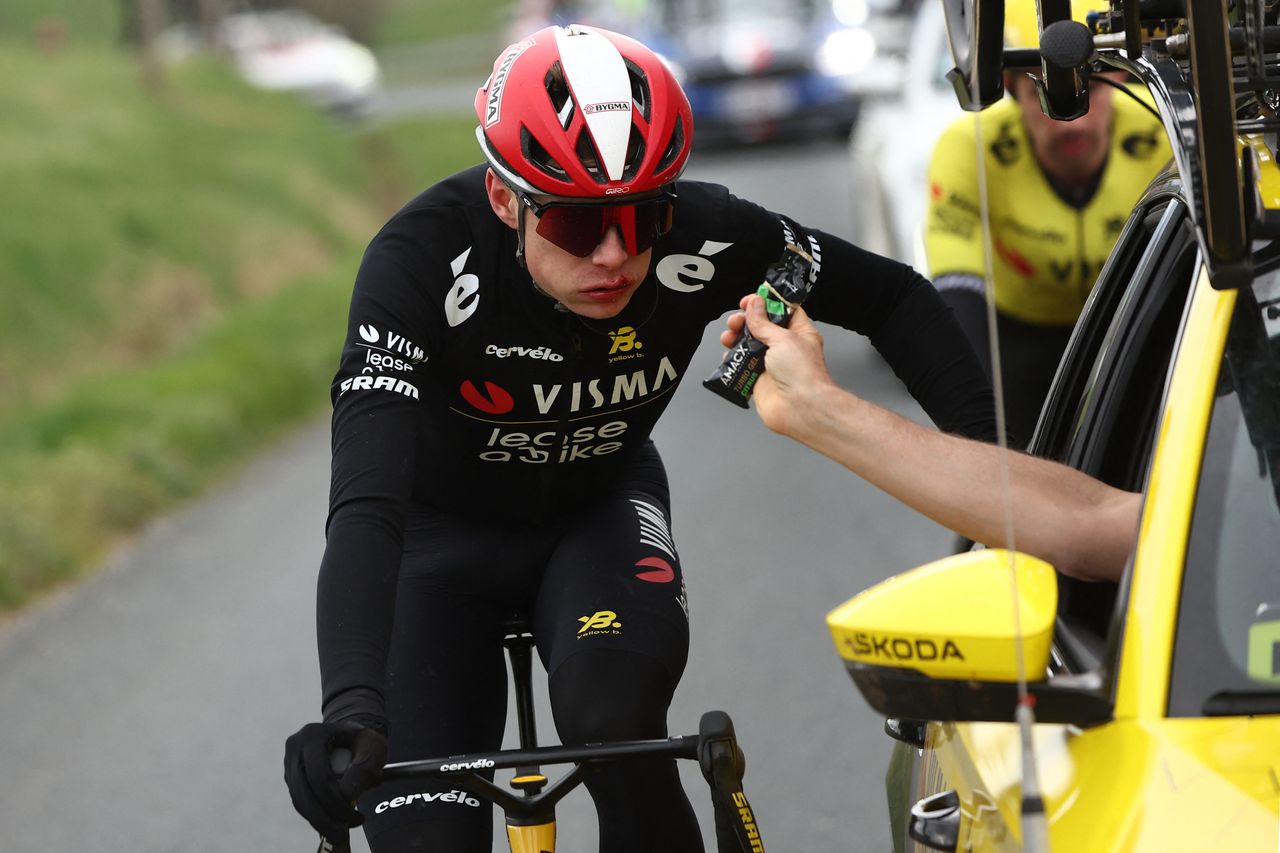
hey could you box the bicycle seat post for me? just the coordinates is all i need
[502,614,547,796]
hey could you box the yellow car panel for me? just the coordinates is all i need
[923,715,1280,851]
[1114,268,1236,719]
[1245,136,1280,210]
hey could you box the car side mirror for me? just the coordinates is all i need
[941,0,1005,110]
[826,549,1112,725]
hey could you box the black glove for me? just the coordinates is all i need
[283,717,388,841]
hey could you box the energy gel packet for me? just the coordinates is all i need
[703,241,817,408]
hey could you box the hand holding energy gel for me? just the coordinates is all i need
[703,242,817,407]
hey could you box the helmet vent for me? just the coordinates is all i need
[544,62,573,119]
[622,125,646,182]
[522,128,569,182]
[574,130,607,184]
[655,114,685,174]
[624,58,651,122]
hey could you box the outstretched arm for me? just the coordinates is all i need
[724,296,1140,582]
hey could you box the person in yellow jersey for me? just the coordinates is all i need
[924,0,1171,446]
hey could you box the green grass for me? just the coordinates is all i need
[1,0,518,51]
[0,45,375,411]
[364,111,486,191]
[0,40,486,609]
[0,0,121,45]
[0,263,355,605]
[376,0,515,48]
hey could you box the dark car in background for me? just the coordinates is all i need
[517,0,911,146]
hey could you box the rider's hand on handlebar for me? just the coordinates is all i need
[283,716,388,840]
[720,295,834,438]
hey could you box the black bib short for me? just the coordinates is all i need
[357,450,699,851]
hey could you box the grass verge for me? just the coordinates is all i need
[0,44,486,610]
[0,263,354,605]
[376,0,515,48]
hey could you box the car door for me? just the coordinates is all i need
[887,170,1203,853]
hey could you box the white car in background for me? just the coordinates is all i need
[849,0,960,269]
[158,10,382,118]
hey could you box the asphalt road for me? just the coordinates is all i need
[0,139,956,852]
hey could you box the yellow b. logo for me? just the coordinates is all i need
[577,610,622,634]
[608,327,642,355]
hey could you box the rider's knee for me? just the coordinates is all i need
[548,648,675,743]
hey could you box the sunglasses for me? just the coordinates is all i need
[519,191,676,258]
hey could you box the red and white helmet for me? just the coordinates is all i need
[474,24,694,198]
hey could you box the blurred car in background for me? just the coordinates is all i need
[848,0,959,266]
[157,10,382,118]
[519,0,909,146]
[663,0,874,145]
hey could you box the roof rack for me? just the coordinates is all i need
[945,0,1280,291]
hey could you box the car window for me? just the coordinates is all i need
[1169,269,1280,716]
[1033,184,1199,656]
[1034,186,1185,464]
[1069,214,1198,489]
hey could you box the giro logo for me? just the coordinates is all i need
[634,557,674,584]
[374,790,482,814]
[656,240,733,293]
[460,380,515,414]
[577,610,622,635]
[446,248,480,327]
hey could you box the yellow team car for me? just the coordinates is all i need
[828,1,1280,850]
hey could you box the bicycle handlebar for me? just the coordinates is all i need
[316,711,762,853]
[380,733,699,781]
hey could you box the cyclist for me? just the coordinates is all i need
[924,0,1170,446]
[282,23,998,852]
[721,294,1140,583]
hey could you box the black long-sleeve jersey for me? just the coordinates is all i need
[317,164,996,719]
